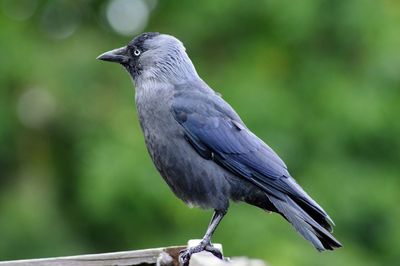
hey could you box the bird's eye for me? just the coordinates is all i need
[133,49,141,56]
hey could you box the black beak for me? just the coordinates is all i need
[97,46,129,64]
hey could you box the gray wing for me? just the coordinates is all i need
[171,90,333,229]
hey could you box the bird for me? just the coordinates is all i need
[97,32,342,264]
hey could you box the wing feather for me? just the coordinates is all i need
[171,91,334,231]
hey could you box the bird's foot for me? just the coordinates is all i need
[179,241,223,266]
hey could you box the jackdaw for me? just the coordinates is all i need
[97,32,342,264]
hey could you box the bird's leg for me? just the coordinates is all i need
[179,209,226,265]
[200,210,227,244]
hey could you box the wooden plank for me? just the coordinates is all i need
[0,242,266,266]
[0,246,185,266]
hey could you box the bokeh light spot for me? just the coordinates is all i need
[40,0,81,39]
[1,0,38,21]
[17,88,56,129]
[106,0,149,36]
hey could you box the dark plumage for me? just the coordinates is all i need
[97,32,342,264]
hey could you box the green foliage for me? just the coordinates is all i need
[0,0,399,265]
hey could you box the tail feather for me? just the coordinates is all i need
[268,193,342,251]
[283,176,335,232]
[252,173,336,233]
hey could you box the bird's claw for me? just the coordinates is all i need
[204,245,223,259]
[179,242,223,266]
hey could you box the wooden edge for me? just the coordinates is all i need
[0,246,186,266]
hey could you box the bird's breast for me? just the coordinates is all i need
[134,85,230,210]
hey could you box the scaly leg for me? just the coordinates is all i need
[179,209,227,265]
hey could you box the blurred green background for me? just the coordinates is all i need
[1,0,399,265]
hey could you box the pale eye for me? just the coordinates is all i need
[133,49,141,56]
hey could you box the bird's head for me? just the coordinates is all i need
[97,32,198,84]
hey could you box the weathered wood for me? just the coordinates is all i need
[0,246,185,266]
[0,241,266,266]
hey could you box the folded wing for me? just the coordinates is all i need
[171,90,342,250]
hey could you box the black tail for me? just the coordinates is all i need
[268,191,342,251]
